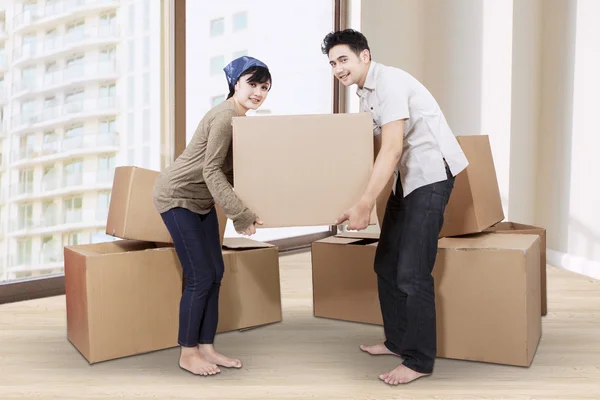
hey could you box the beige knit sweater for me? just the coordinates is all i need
[153,101,257,231]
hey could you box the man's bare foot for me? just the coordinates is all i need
[379,364,429,385]
[360,343,400,356]
[198,344,243,368]
[179,347,220,376]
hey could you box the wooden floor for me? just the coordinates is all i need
[1,250,600,400]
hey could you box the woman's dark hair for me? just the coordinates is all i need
[226,66,272,99]
[321,29,371,59]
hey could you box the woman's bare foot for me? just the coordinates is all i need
[179,346,220,376]
[360,343,400,356]
[379,364,430,385]
[198,344,243,368]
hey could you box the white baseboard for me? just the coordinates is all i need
[547,249,600,280]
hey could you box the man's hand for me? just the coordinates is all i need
[335,200,373,231]
[239,218,263,236]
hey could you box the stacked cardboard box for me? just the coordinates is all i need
[64,166,282,364]
[311,134,547,367]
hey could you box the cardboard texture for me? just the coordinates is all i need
[484,221,547,315]
[311,232,541,367]
[217,237,283,333]
[232,112,376,228]
[64,240,183,364]
[434,233,542,367]
[106,166,226,245]
[439,135,505,237]
[311,235,382,325]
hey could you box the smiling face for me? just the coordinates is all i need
[328,44,371,88]
[232,73,271,111]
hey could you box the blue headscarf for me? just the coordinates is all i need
[223,56,269,88]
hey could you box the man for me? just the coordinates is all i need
[321,29,468,385]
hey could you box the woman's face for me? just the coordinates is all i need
[234,75,271,111]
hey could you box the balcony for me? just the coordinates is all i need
[11,97,119,133]
[7,207,107,237]
[12,24,119,66]
[12,0,120,33]
[13,61,117,99]
[8,169,115,203]
[0,22,7,40]
[11,132,119,165]
[9,181,34,197]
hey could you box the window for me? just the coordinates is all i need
[232,12,248,31]
[0,0,165,290]
[210,55,225,76]
[17,204,33,231]
[66,21,85,44]
[210,18,225,36]
[16,239,33,266]
[97,191,111,220]
[99,11,116,37]
[21,66,36,90]
[211,94,226,107]
[127,112,135,144]
[65,55,85,79]
[232,49,248,59]
[186,0,334,243]
[63,197,83,224]
[64,160,83,187]
[99,119,116,134]
[64,125,84,149]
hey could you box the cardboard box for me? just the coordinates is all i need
[106,166,226,244]
[217,237,283,332]
[232,113,376,228]
[65,237,282,364]
[64,240,183,364]
[434,233,542,367]
[484,222,547,316]
[439,135,505,237]
[311,233,382,325]
[311,232,541,367]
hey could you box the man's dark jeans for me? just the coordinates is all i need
[160,207,224,347]
[374,165,455,374]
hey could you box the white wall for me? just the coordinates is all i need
[361,0,600,279]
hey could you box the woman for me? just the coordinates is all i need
[153,56,272,376]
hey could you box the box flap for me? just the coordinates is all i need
[315,235,378,246]
[65,239,158,257]
[222,237,274,250]
[438,233,539,251]
[485,221,545,232]
[335,231,380,240]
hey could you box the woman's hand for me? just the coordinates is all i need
[238,218,263,236]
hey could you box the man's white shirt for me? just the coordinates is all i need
[356,61,469,197]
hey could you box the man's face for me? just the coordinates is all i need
[328,44,370,87]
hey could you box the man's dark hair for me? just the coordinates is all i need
[321,29,371,59]
[227,66,272,99]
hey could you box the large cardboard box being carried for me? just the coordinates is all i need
[106,166,226,244]
[232,113,377,228]
[65,238,282,364]
[64,240,183,364]
[439,135,505,237]
[311,232,542,367]
[484,221,547,316]
[311,233,382,325]
[434,233,542,367]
